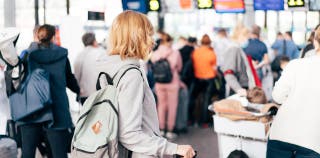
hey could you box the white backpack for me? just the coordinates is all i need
[71,65,141,158]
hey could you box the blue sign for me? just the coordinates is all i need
[254,0,284,11]
[122,0,148,14]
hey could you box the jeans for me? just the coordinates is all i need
[20,123,70,158]
[267,140,320,158]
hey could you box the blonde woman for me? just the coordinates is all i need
[267,27,320,157]
[96,11,195,158]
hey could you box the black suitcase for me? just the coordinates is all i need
[175,88,189,133]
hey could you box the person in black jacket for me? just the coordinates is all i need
[179,37,197,88]
[19,24,79,158]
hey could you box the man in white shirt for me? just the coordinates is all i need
[74,32,106,104]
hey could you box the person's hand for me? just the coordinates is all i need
[176,145,196,158]
[237,89,247,97]
[179,81,187,89]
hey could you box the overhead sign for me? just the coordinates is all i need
[148,0,161,12]
[309,0,320,11]
[254,0,284,11]
[214,0,245,13]
[88,11,105,21]
[287,0,305,7]
[122,0,148,14]
[180,0,192,9]
[197,0,213,9]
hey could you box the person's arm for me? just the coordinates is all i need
[176,50,183,73]
[73,53,83,85]
[117,70,177,156]
[271,40,281,57]
[65,59,80,94]
[293,47,300,59]
[272,60,295,104]
[211,50,217,70]
[221,46,243,92]
[255,53,269,69]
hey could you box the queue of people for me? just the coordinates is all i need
[0,9,319,158]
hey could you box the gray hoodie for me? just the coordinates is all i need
[96,55,177,158]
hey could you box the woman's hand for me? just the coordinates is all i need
[179,81,187,89]
[176,145,196,158]
[237,88,247,97]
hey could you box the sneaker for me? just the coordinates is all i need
[166,132,178,140]
[160,130,165,137]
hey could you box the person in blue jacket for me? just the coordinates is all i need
[19,24,79,158]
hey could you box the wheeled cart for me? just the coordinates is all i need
[214,116,270,158]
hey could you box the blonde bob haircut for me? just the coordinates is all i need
[108,10,154,60]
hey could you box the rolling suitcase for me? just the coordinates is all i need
[175,87,189,133]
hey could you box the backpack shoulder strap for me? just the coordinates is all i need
[96,72,113,90]
[113,64,143,88]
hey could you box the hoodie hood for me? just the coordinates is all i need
[29,43,68,64]
[95,54,141,78]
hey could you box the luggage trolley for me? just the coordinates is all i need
[209,105,275,158]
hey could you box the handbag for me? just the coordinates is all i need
[9,68,52,122]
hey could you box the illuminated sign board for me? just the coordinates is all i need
[180,0,192,9]
[254,0,284,11]
[197,0,213,9]
[214,0,245,13]
[122,0,148,14]
[148,0,161,12]
[88,11,105,21]
[287,0,305,8]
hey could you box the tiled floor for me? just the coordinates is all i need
[172,127,219,158]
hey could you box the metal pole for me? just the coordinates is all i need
[276,11,280,33]
[43,0,46,24]
[158,0,166,31]
[264,11,267,29]
[66,0,70,15]
[305,11,307,41]
[35,0,39,25]
[4,0,16,27]
[291,10,294,32]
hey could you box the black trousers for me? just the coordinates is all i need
[188,78,216,124]
[20,123,70,158]
[267,140,320,158]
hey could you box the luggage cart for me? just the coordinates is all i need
[209,105,274,158]
[214,116,270,158]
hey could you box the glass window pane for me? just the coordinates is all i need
[255,10,265,28]
[307,11,320,29]
[279,11,292,32]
